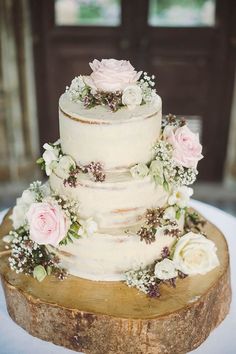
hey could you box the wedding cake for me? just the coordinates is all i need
[4,59,220,296]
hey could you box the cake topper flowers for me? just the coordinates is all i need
[66,59,157,111]
[84,59,142,92]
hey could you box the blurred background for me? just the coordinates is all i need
[0,0,236,215]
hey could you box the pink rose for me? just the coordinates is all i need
[84,59,142,92]
[26,202,70,246]
[164,125,203,168]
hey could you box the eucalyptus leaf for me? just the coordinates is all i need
[176,209,181,220]
[33,265,47,282]
[163,180,169,192]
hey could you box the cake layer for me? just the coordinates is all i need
[59,93,162,171]
[49,171,169,229]
[48,227,178,281]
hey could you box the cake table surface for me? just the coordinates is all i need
[0,199,235,354]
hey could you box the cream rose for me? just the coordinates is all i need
[85,59,142,92]
[164,125,203,169]
[173,232,219,275]
[130,163,149,179]
[122,85,143,109]
[154,258,178,280]
[26,202,70,246]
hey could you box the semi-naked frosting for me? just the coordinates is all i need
[48,226,182,281]
[59,93,162,170]
[51,88,175,281]
[49,171,169,229]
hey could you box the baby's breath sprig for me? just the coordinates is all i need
[7,228,67,281]
[124,267,160,296]
[138,72,156,104]
[151,140,198,190]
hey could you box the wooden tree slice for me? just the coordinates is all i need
[0,211,231,354]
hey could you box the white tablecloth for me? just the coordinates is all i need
[0,200,235,354]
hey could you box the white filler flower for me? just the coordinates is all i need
[78,218,98,237]
[57,155,76,178]
[168,186,193,208]
[154,258,178,280]
[173,232,220,276]
[42,143,60,176]
[163,206,176,221]
[130,163,149,179]
[122,85,143,110]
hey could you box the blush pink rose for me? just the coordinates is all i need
[26,202,70,246]
[164,125,203,169]
[84,59,142,92]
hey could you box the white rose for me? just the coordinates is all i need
[78,218,98,237]
[173,232,220,275]
[10,204,28,229]
[42,143,59,176]
[122,85,143,109]
[130,163,149,179]
[154,258,178,280]
[163,206,176,221]
[149,160,164,185]
[84,59,142,93]
[168,186,193,208]
[57,155,76,178]
[20,189,36,206]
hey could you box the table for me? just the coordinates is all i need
[0,200,235,354]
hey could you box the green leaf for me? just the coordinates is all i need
[176,208,181,220]
[163,180,169,192]
[33,265,47,282]
[36,157,44,165]
[153,175,162,186]
[70,222,79,233]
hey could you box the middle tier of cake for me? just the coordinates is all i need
[49,171,169,230]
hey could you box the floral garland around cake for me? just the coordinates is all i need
[37,140,105,184]
[66,59,157,112]
[3,181,98,282]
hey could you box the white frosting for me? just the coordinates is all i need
[48,226,179,281]
[49,171,169,229]
[59,93,162,171]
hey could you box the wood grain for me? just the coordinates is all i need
[0,211,231,354]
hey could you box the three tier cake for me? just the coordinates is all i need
[0,59,231,354]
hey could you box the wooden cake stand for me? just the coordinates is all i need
[0,211,231,354]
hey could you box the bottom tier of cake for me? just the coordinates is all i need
[48,229,177,281]
[0,211,231,354]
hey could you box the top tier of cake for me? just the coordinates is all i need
[59,92,162,171]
